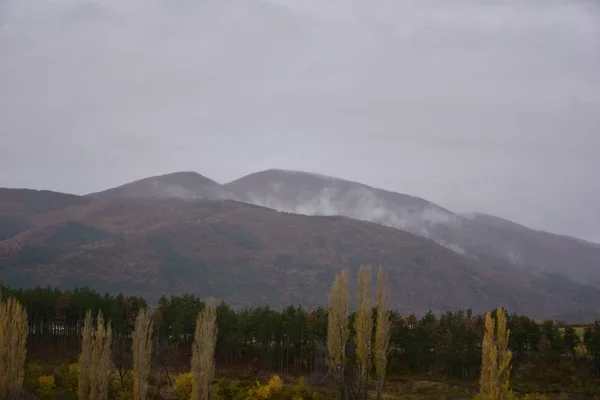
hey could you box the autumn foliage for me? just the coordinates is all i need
[0,292,28,399]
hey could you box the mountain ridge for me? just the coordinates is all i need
[1,192,599,321]
[86,171,240,202]
[2,168,600,318]
[224,169,600,286]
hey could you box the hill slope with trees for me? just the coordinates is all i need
[1,190,599,321]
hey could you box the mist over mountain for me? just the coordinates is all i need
[225,169,600,286]
[2,185,600,321]
[1,0,599,243]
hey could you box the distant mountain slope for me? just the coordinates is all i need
[1,191,599,321]
[0,188,90,217]
[225,169,600,286]
[0,188,90,240]
[225,169,459,237]
[86,171,240,201]
[439,213,600,285]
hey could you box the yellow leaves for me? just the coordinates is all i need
[36,375,56,400]
[246,374,284,400]
[355,265,373,394]
[477,307,514,400]
[174,372,193,400]
[0,295,28,398]
[79,310,113,400]
[327,269,350,376]
[191,298,218,400]
[375,266,392,400]
[133,307,154,400]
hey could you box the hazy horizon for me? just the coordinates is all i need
[1,0,599,242]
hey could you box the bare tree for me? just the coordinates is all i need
[133,307,154,400]
[0,295,28,399]
[191,298,218,400]
[327,270,350,400]
[374,267,391,400]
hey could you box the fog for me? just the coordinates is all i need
[1,0,599,241]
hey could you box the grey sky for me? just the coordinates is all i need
[1,0,599,242]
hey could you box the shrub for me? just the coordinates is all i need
[246,375,284,400]
[109,370,134,400]
[174,372,193,400]
[24,361,45,390]
[36,375,56,399]
[214,380,244,399]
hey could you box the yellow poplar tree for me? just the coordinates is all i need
[374,267,391,400]
[477,307,513,400]
[327,269,350,400]
[90,312,112,400]
[0,295,28,399]
[78,310,94,400]
[133,307,154,400]
[354,265,373,400]
[191,298,218,400]
[79,311,113,400]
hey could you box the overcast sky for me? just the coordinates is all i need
[1,0,599,242]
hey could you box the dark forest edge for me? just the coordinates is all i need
[2,272,600,399]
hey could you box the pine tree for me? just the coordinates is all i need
[133,307,154,400]
[191,298,218,400]
[327,270,350,400]
[477,307,513,400]
[354,265,373,400]
[374,267,391,400]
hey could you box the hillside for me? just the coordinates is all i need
[86,171,240,201]
[1,189,599,321]
[225,169,600,286]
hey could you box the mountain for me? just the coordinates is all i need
[225,169,600,286]
[86,171,240,201]
[225,169,459,236]
[1,189,599,321]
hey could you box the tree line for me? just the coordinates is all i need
[2,264,600,398]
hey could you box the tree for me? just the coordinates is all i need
[354,265,373,400]
[327,270,350,400]
[79,310,94,400]
[79,311,113,400]
[477,307,513,400]
[374,267,391,400]
[133,307,154,400]
[90,312,113,400]
[0,295,28,399]
[191,298,218,400]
